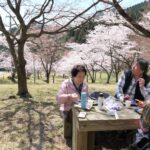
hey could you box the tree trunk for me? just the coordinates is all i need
[17,61,30,97]
[33,70,36,84]
[16,44,31,97]
[91,77,95,83]
[106,73,111,84]
[94,71,97,82]
[105,69,113,84]
[46,72,50,83]
[52,72,56,84]
[89,73,95,83]
[100,72,102,80]
[115,72,119,83]
[37,71,40,79]
[85,65,95,83]
[86,73,89,83]
[33,60,36,84]
[11,68,16,83]
[91,69,96,83]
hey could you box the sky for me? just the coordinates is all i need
[119,0,147,8]
[24,0,147,9]
[1,0,147,16]
[35,0,147,7]
[0,0,147,27]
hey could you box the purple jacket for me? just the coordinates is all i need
[56,79,88,111]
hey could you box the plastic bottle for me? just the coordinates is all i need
[98,93,104,110]
[81,92,87,109]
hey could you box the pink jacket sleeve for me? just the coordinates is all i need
[56,81,70,105]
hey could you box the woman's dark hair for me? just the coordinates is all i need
[71,65,87,77]
[137,58,149,74]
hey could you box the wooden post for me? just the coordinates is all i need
[72,108,88,150]
[88,132,95,150]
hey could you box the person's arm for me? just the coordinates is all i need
[56,81,71,104]
[56,81,79,105]
[116,72,125,100]
[140,81,150,100]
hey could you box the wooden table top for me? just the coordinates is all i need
[73,105,141,131]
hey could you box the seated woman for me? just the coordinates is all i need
[56,65,88,142]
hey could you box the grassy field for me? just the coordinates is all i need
[0,72,116,150]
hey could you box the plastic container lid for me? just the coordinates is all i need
[99,93,104,97]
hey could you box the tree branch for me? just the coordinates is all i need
[27,3,114,38]
[0,16,18,64]
[27,0,54,30]
[7,0,25,27]
[112,0,150,37]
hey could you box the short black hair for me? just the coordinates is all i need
[71,65,87,77]
[136,58,149,74]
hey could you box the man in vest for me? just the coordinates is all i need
[116,58,150,149]
[116,58,150,105]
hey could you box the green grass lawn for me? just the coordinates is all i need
[0,72,117,150]
[0,72,117,100]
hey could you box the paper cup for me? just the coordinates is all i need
[86,100,93,109]
[125,100,131,108]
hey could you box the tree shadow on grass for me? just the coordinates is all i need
[0,98,69,150]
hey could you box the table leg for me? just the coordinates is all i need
[72,112,88,150]
[88,132,95,150]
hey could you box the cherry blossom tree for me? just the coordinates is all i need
[25,47,43,83]
[0,35,43,83]
[102,0,150,37]
[0,35,16,81]
[0,51,12,70]
[28,34,65,83]
[0,0,110,97]
[54,50,83,76]
[65,11,137,83]
[0,0,149,96]
[132,2,150,60]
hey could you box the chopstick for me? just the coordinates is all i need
[135,99,143,103]
[114,110,119,119]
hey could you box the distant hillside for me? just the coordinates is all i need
[64,1,148,44]
[126,1,148,20]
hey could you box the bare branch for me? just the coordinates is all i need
[0,16,18,63]
[27,3,114,38]
[96,20,145,37]
[7,0,26,27]
[15,0,22,12]
[27,0,54,30]
[0,16,10,37]
[51,0,100,33]
[112,0,150,37]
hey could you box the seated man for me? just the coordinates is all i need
[116,58,150,103]
[116,58,150,149]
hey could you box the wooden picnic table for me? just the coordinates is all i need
[72,105,141,150]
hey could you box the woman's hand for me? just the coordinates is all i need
[68,93,79,102]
